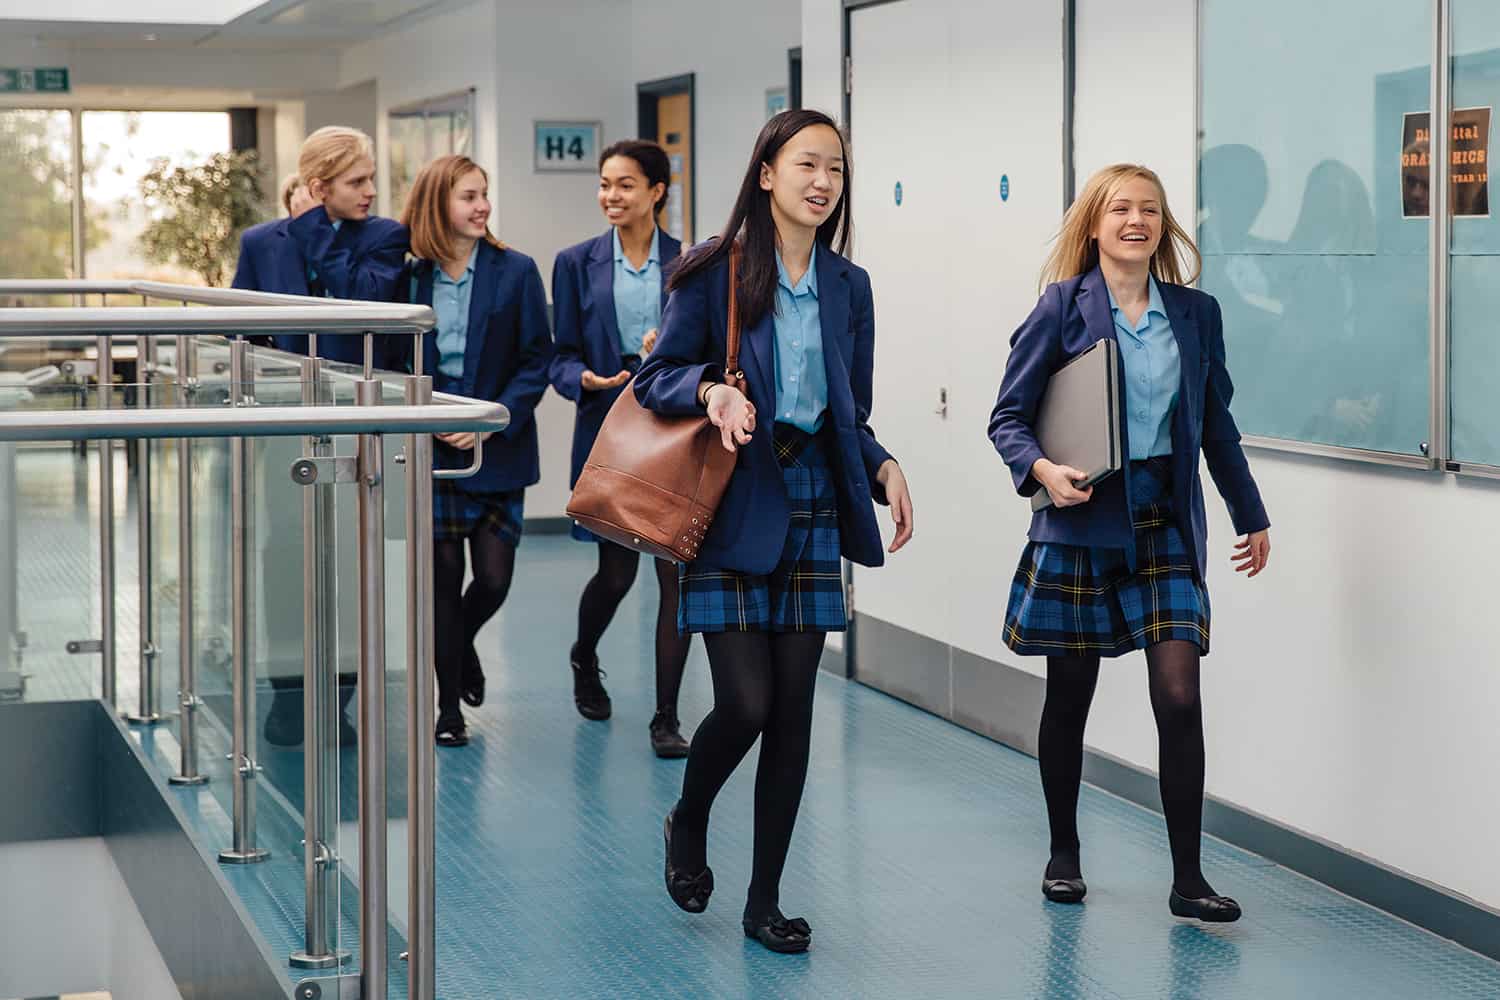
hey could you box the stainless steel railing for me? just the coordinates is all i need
[0,284,466,1000]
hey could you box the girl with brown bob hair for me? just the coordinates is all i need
[400,155,554,747]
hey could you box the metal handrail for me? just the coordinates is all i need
[0,399,508,442]
[0,305,434,336]
[0,278,400,311]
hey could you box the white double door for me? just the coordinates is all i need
[847,0,1064,666]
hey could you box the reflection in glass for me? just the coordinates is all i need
[1200,0,1431,456]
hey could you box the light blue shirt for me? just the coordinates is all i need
[432,243,478,379]
[612,227,661,356]
[772,246,828,434]
[1109,275,1180,460]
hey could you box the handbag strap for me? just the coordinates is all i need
[725,240,744,386]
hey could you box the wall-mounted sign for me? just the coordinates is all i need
[1000,175,1010,202]
[0,67,69,94]
[1402,106,1490,219]
[894,181,903,207]
[765,87,788,120]
[534,121,601,173]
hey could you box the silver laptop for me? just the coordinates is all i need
[1029,338,1121,513]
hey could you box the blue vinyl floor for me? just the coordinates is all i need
[14,447,1500,999]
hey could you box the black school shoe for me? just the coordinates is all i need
[462,645,486,708]
[570,646,612,720]
[435,713,469,748]
[1042,877,1087,903]
[649,711,689,758]
[1169,887,1242,922]
[742,909,812,954]
[662,811,713,913]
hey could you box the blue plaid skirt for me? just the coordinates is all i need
[433,481,524,544]
[1004,457,1210,657]
[678,422,847,634]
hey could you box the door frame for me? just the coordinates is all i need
[636,73,696,243]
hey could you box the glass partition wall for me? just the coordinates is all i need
[1201,0,1500,478]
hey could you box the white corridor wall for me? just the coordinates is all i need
[806,0,1500,911]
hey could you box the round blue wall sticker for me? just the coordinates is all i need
[894,181,903,206]
[1000,175,1010,202]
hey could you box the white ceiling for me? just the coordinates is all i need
[0,0,478,50]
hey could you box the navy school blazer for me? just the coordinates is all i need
[633,244,896,574]
[987,265,1270,582]
[230,206,409,368]
[402,241,555,492]
[548,228,683,487]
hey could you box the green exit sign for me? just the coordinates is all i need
[0,68,70,94]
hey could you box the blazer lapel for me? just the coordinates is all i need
[587,232,624,371]
[414,261,441,377]
[275,222,309,294]
[1076,266,1117,350]
[1158,281,1202,430]
[816,247,854,371]
[462,244,495,391]
[739,310,776,403]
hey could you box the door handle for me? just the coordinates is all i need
[934,386,948,419]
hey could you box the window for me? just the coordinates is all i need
[387,90,475,219]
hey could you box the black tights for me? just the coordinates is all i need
[433,526,517,719]
[574,540,690,714]
[669,631,827,919]
[1038,640,1214,898]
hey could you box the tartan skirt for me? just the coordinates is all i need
[433,481,524,544]
[678,422,847,634]
[1003,457,1211,657]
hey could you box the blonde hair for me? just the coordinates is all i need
[1040,164,1200,289]
[298,126,375,187]
[279,172,303,215]
[401,155,504,264]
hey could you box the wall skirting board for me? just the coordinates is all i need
[848,611,1500,963]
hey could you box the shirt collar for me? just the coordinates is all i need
[612,226,660,269]
[1105,274,1166,322]
[435,241,479,285]
[775,244,819,298]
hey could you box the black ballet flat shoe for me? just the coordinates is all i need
[1169,887,1242,923]
[1042,877,1087,904]
[742,911,812,954]
[663,812,713,913]
[434,716,469,748]
[461,646,486,708]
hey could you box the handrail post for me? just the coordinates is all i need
[220,339,269,865]
[97,332,116,708]
[291,355,342,970]
[405,373,436,1000]
[356,377,388,1000]
[169,336,207,785]
[127,334,162,725]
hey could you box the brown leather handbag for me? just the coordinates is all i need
[565,243,745,563]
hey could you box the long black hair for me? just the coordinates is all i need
[599,139,671,218]
[667,109,852,330]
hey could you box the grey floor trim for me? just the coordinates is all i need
[850,611,1500,963]
[818,643,847,679]
[96,703,294,1000]
[524,516,573,535]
